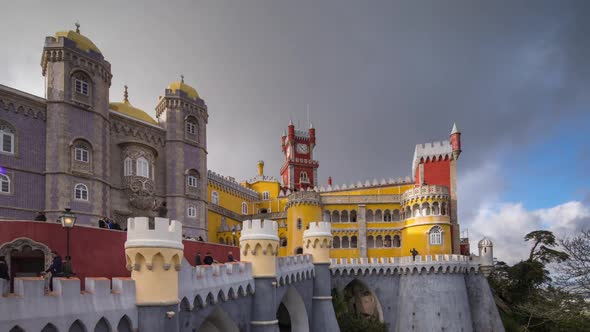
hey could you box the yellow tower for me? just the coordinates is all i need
[257,160,265,176]
[303,221,333,263]
[124,217,183,306]
[239,219,280,277]
[286,191,322,255]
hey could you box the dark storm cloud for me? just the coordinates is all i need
[1,0,589,185]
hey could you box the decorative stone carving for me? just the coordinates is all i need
[0,237,52,276]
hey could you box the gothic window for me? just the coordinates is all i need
[351,236,358,248]
[432,202,440,215]
[384,209,392,221]
[0,121,15,155]
[393,235,401,248]
[366,209,374,222]
[441,203,447,216]
[392,209,400,221]
[74,183,88,201]
[375,209,382,221]
[211,191,219,205]
[332,210,340,223]
[423,202,431,216]
[297,218,302,230]
[429,226,443,245]
[124,157,132,176]
[350,210,357,222]
[262,191,270,201]
[342,236,350,248]
[412,204,421,217]
[300,171,309,183]
[376,235,383,248]
[185,116,199,142]
[74,145,89,162]
[405,206,411,219]
[187,205,196,218]
[333,236,341,249]
[341,210,349,222]
[367,235,375,248]
[384,235,392,248]
[242,202,248,215]
[136,157,149,178]
[0,174,10,193]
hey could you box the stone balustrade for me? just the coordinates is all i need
[276,254,315,287]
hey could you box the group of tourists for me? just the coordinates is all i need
[194,251,237,266]
[42,251,75,292]
[98,216,123,230]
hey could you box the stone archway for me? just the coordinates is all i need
[276,287,309,332]
[0,237,52,289]
[342,279,384,322]
[196,307,239,332]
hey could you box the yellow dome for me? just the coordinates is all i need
[110,100,157,125]
[167,80,199,99]
[54,30,101,54]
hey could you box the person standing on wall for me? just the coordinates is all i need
[44,251,63,291]
[227,251,236,262]
[203,252,214,265]
[0,257,9,295]
[34,212,47,221]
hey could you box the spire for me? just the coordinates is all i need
[451,122,459,134]
[309,121,314,129]
[289,119,293,126]
[123,85,129,103]
[180,74,184,84]
[281,129,286,137]
[75,21,80,33]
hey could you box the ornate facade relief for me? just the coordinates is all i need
[0,237,52,276]
[121,145,157,210]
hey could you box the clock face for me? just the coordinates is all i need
[296,144,309,154]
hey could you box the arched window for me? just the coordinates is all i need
[0,121,15,154]
[393,235,401,248]
[432,202,440,215]
[262,191,270,200]
[219,238,225,244]
[187,205,196,218]
[74,183,88,201]
[74,143,89,162]
[441,203,447,216]
[211,191,219,205]
[188,175,198,188]
[405,206,411,219]
[367,235,375,248]
[342,236,350,248]
[375,209,382,221]
[366,209,374,222]
[185,116,199,141]
[350,210,357,222]
[423,202,431,216]
[351,236,358,248]
[124,157,132,176]
[297,218,303,230]
[384,235,392,248]
[376,235,383,248]
[0,174,10,193]
[332,211,340,223]
[429,226,443,245]
[392,209,400,221]
[341,210,349,222]
[136,157,149,178]
[333,236,341,248]
[384,209,392,221]
[241,202,248,215]
[280,237,288,247]
[412,204,421,217]
[300,171,309,183]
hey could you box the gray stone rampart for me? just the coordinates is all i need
[276,254,315,286]
[465,273,505,332]
[0,277,137,332]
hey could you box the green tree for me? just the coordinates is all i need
[331,288,388,332]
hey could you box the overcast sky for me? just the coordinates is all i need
[1,0,589,263]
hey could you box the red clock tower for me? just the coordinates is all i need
[280,121,319,191]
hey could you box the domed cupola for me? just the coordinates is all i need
[478,237,493,248]
[166,75,199,99]
[110,86,157,125]
[54,22,102,56]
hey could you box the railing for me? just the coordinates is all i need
[401,185,449,202]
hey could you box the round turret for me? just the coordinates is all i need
[239,219,279,277]
[478,237,494,277]
[303,221,333,264]
[286,191,322,255]
[124,217,184,305]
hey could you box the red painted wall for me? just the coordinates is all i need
[422,159,451,193]
[0,221,238,289]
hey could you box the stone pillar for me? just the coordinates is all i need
[357,204,367,258]
[303,222,341,332]
[240,219,280,332]
[125,217,184,332]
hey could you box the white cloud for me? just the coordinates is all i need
[458,160,590,264]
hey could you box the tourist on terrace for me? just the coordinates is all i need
[62,256,75,278]
[44,251,63,291]
[34,211,47,221]
[0,257,9,295]
[203,252,214,265]
[98,216,108,228]
[227,251,236,262]
[195,252,202,266]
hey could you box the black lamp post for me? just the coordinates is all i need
[59,208,77,259]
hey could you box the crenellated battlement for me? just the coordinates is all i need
[286,191,322,208]
[412,140,453,177]
[330,254,480,276]
[125,217,183,250]
[276,254,315,286]
[0,277,137,332]
[304,221,332,238]
[240,219,279,242]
